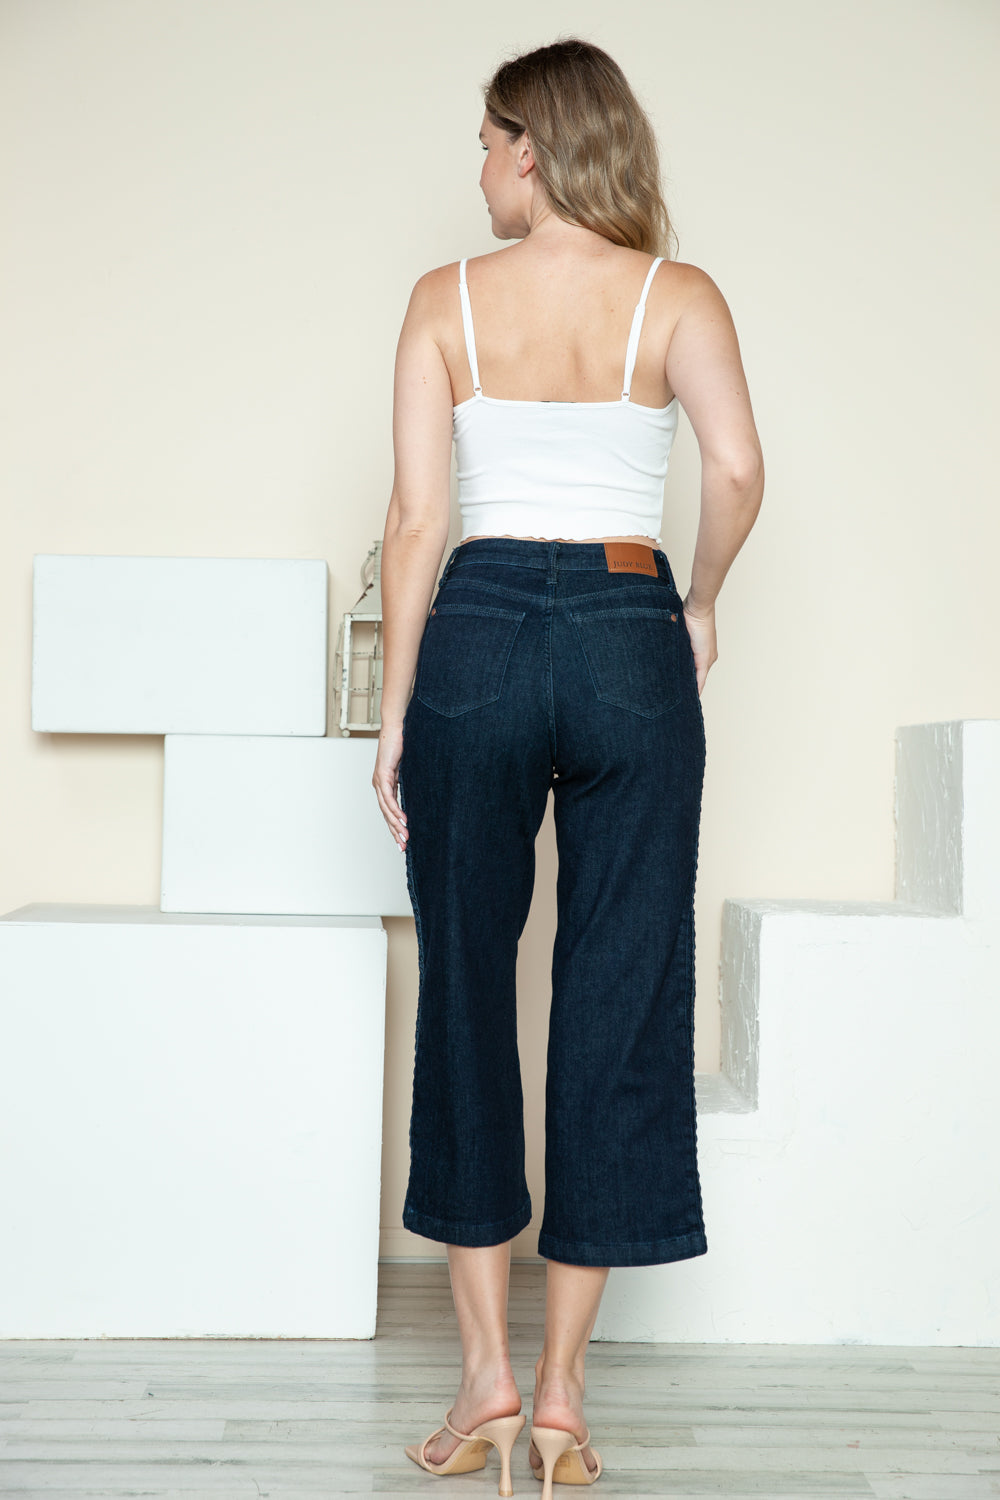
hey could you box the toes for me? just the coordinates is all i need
[427,1442,457,1466]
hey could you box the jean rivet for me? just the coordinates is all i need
[670,612,677,621]
[431,608,436,615]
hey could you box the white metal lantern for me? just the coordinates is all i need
[334,541,384,735]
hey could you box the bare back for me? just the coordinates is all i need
[431,242,686,546]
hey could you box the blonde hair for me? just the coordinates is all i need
[483,37,677,259]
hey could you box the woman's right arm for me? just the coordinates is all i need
[664,265,765,692]
[372,268,454,848]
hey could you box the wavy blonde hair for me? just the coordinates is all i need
[483,37,677,259]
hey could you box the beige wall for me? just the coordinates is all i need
[2,1,997,1260]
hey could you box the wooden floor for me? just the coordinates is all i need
[0,1261,996,1497]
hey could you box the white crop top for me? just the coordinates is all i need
[453,255,680,544]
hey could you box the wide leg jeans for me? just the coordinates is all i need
[397,537,708,1268]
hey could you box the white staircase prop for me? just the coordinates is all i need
[596,721,1000,1346]
[162,734,410,915]
[31,555,328,735]
[0,905,387,1338]
[5,553,390,1338]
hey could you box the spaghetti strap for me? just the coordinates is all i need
[458,258,483,397]
[621,256,665,400]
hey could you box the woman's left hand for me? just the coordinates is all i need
[682,600,718,696]
[372,722,409,852]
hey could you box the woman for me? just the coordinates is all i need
[372,38,763,1498]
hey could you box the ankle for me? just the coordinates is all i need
[460,1354,520,1399]
[533,1354,586,1399]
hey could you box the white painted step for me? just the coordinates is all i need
[0,904,387,1339]
[32,555,328,735]
[596,721,1000,1346]
[161,734,409,915]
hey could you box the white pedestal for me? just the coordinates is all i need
[0,904,387,1339]
[596,721,1000,1346]
[162,734,410,916]
[31,555,328,735]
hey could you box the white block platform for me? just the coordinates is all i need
[31,555,328,735]
[0,905,387,1339]
[594,721,1000,1347]
[162,735,410,916]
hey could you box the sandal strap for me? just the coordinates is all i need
[443,1406,478,1443]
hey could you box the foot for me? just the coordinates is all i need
[529,1363,599,1479]
[422,1365,522,1468]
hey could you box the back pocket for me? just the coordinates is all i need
[570,606,682,718]
[414,601,526,717]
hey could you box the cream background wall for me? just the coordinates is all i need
[2,0,997,1261]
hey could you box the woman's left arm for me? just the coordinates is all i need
[372,268,454,851]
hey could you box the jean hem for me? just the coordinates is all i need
[535,1227,708,1268]
[403,1197,533,1248]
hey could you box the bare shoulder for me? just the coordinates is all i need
[657,260,736,325]
[403,249,517,333]
[655,259,727,303]
[404,261,462,317]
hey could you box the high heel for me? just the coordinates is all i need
[529,1424,602,1500]
[405,1408,527,1496]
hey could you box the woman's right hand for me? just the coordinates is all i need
[372,720,409,853]
[682,600,718,696]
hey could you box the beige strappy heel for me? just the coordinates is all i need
[529,1425,602,1500]
[405,1407,527,1496]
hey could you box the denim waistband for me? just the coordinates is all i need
[442,537,676,586]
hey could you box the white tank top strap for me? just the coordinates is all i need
[458,258,483,397]
[621,255,665,400]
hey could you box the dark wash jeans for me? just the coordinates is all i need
[397,537,708,1268]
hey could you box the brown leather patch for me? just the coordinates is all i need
[603,542,657,576]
